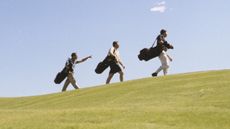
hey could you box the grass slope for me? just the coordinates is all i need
[0,70,230,129]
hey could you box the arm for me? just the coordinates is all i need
[163,41,174,49]
[118,61,125,69]
[167,54,173,62]
[76,56,92,64]
[116,53,125,69]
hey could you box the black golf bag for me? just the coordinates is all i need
[54,67,69,84]
[95,56,115,74]
[138,46,162,61]
[138,41,173,61]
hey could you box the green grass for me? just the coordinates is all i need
[0,70,230,129]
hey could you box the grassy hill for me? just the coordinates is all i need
[0,70,230,129]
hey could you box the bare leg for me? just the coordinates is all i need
[119,71,124,82]
[163,68,167,75]
[155,66,163,74]
[106,73,114,84]
[62,79,70,92]
[154,51,169,76]
[68,73,79,89]
[162,65,169,75]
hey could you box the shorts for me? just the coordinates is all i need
[109,62,122,74]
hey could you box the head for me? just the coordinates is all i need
[112,41,119,49]
[160,29,168,37]
[71,52,78,60]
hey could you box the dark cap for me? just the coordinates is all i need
[160,29,167,35]
[71,52,77,57]
[113,41,118,47]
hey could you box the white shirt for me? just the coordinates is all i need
[107,47,121,63]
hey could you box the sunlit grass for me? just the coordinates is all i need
[0,70,230,129]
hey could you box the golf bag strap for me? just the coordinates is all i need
[151,39,157,48]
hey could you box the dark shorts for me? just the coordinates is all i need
[109,62,122,74]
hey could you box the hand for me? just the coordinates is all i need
[88,56,92,59]
[169,58,173,62]
[169,44,174,49]
[122,65,125,69]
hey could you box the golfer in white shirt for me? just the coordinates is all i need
[106,41,125,84]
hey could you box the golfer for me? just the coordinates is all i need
[62,52,92,92]
[152,29,173,77]
[106,41,125,84]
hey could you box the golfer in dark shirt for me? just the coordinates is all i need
[152,29,173,77]
[62,52,92,92]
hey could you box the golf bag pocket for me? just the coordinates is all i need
[54,68,68,84]
[138,46,162,61]
[95,61,109,74]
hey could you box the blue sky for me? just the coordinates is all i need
[0,0,229,97]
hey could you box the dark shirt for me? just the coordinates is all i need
[65,58,76,72]
[156,34,168,51]
[157,34,166,44]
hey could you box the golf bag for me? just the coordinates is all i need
[138,46,162,61]
[95,56,115,74]
[138,40,174,61]
[54,67,69,84]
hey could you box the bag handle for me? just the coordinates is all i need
[151,39,157,48]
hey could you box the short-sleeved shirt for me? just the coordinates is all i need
[107,47,122,63]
